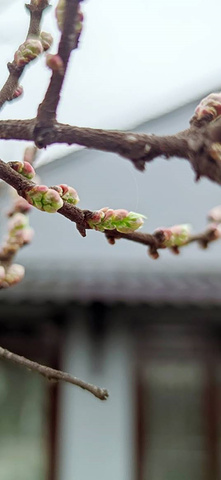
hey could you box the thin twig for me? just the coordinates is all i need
[0,1,49,109]
[0,346,109,400]
[35,0,81,134]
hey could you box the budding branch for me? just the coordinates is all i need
[0,159,218,258]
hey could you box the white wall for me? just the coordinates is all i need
[58,311,135,480]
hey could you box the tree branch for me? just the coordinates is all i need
[0,117,221,185]
[0,346,109,400]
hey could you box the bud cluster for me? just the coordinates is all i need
[14,37,43,67]
[1,211,34,256]
[88,207,145,233]
[155,224,191,247]
[0,192,34,285]
[25,185,63,213]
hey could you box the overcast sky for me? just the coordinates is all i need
[0,0,221,164]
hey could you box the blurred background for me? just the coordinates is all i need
[0,1,221,480]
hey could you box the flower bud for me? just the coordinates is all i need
[14,37,43,67]
[10,161,35,180]
[25,185,63,212]
[59,184,80,204]
[12,85,23,99]
[8,196,31,216]
[8,213,28,233]
[14,227,34,245]
[23,145,37,165]
[194,93,221,121]
[88,208,145,233]
[4,264,25,287]
[88,210,105,227]
[208,205,221,223]
[116,211,145,233]
[155,224,191,247]
[46,54,64,74]
[40,31,53,51]
[113,209,129,221]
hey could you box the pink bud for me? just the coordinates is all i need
[208,205,221,223]
[59,184,80,204]
[194,93,221,121]
[23,145,37,164]
[10,161,35,180]
[23,161,35,179]
[8,213,28,233]
[103,209,115,221]
[14,227,34,245]
[46,54,64,74]
[12,85,23,99]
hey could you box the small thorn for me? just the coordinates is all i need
[76,224,86,237]
[132,159,146,172]
[195,172,201,182]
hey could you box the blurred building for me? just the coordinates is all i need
[0,98,221,480]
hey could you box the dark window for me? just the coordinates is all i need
[0,317,61,480]
[136,322,221,480]
[0,362,48,480]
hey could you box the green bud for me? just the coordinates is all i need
[88,208,145,233]
[14,37,43,67]
[25,185,63,213]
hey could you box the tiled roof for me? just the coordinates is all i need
[1,263,221,305]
